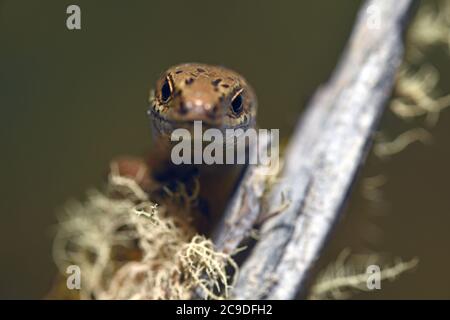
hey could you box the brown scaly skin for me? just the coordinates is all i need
[149,63,257,138]
[122,63,258,234]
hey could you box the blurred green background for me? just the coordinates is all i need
[0,0,449,299]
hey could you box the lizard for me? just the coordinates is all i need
[113,63,258,234]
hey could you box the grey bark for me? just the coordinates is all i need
[212,0,415,299]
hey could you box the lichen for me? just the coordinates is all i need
[309,249,418,300]
[52,169,237,300]
[375,0,450,157]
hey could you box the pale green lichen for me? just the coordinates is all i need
[52,172,237,300]
[376,0,450,157]
[309,249,418,300]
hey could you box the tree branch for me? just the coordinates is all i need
[213,0,416,299]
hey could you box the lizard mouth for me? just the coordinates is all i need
[148,107,251,138]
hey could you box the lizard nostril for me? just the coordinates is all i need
[208,105,219,118]
[178,102,188,115]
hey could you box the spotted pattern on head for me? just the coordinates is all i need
[148,63,257,135]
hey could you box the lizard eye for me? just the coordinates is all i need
[231,92,243,114]
[160,77,172,103]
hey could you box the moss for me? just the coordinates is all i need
[52,168,237,300]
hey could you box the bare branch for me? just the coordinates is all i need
[213,0,416,299]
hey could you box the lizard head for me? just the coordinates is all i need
[148,63,257,137]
